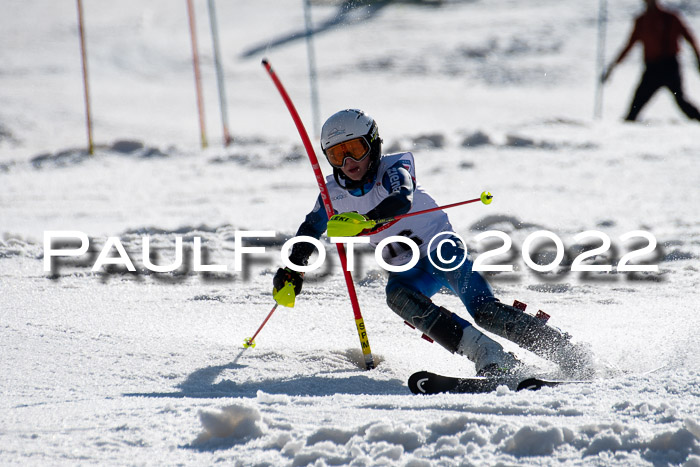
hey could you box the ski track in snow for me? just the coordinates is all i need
[2,0,700,465]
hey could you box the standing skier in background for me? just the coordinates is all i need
[603,0,700,121]
[273,109,592,379]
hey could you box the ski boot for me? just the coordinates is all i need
[473,300,594,379]
[475,355,524,378]
[452,313,524,378]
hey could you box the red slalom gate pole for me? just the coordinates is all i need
[262,59,375,370]
[186,0,207,148]
[76,0,94,155]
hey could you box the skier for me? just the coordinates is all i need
[273,109,591,379]
[602,0,700,122]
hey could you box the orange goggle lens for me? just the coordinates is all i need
[325,137,370,168]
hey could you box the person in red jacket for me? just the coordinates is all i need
[603,0,700,121]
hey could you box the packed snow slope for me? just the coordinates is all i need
[1,0,699,465]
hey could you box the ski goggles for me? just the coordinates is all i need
[324,137,370,168]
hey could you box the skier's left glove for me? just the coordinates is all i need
[327,211,376,237]
[273,267,304,297]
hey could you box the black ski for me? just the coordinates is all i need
[408,371,575,395]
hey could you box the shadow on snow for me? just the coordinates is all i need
[124,360,408,399]
[240,0,394,58]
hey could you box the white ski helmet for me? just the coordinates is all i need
[320,109,382,189]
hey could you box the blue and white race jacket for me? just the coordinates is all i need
[293,152,453,267]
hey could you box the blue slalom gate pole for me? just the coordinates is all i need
[207,0,233,146]
[303,0,321,138]
[594,0,608,120]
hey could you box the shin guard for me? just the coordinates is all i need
[386,287,462,353]
[474,300,593,377]
[473,301,569,355]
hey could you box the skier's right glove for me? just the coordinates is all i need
[273,267,304,297]
[327,211,376,237]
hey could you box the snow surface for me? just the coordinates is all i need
[1,0,699,465]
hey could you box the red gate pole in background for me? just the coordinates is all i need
[76,0,94,155]
[186,0,208,148]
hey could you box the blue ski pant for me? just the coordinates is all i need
[385,234,496,325]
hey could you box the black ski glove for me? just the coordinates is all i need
[273,267,304,297]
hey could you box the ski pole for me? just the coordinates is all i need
[233,301,278,365]
[376,191,493,225]
[328,192,494,237]
[241,281,296,349]
[242,303,278,349]
[262,58,375,370]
